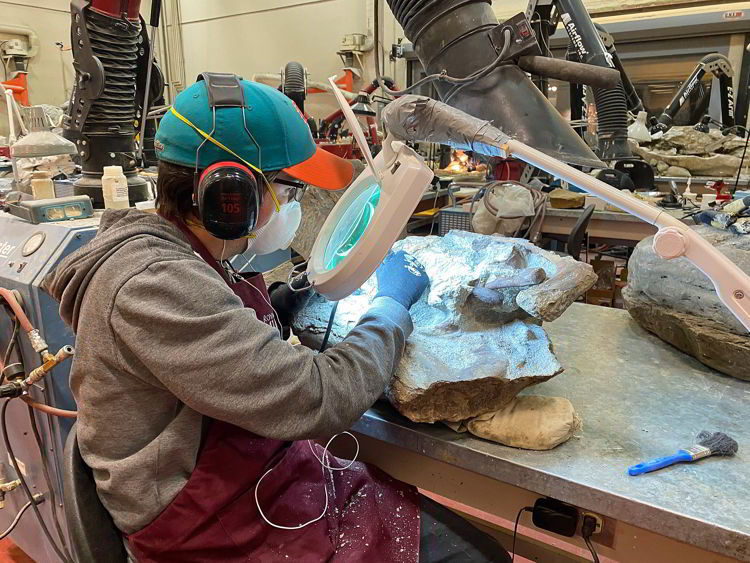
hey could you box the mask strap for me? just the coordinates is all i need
[170,106,281,212]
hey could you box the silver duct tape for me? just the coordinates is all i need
[383,95,511,157]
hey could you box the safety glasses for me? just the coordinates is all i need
[273,178,308,203]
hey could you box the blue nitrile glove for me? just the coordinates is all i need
[374,251,429,310]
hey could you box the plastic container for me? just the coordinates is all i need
[31,171,55,200]
[102,165,130,210]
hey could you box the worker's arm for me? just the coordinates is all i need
[110,255,424,441]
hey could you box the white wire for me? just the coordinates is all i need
[238,275,283,338]
[254,432,360,530]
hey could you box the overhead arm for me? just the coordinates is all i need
[383,95,750,332]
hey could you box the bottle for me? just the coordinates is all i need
[102,166,130,210]
[31,171,55,200]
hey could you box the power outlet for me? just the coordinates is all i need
[582,512,603,535]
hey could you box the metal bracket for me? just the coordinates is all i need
[64,0,105,135]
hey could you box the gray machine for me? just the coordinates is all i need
[0,212,98,562]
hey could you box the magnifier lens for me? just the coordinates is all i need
[323,182,381,271]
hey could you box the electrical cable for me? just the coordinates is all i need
[0,498,36,540]
[581,514,601,563]
[1,400,72,563]
[1,318,19,384]
[734,127,750,195]
[319,301,339,352]
[442,28,513,105]
[26,406,73,560]
[584,536,600,563]
[255,431,359,530]
[511,506,533,562]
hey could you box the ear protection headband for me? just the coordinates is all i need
[186,72,269,240]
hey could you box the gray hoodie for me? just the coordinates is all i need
[43,209,412,534]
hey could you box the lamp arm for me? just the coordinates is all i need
[382,94,750,332]
[508,140,750,332]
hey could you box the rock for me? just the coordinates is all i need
[665,165,691,177]
[293,231,597,422]
[623,224,750,378]
[632,145,749,177]
[466,395,582,450]
[622,294,750,381]
[549,188,585,209]
[636,126,750,177]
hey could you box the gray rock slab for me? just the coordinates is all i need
[623,224,750,378]
[293,231,597,423]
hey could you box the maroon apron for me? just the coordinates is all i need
[126,221,420,562]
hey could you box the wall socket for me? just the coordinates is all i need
[582,512,604,535]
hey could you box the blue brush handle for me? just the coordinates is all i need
[628,450,693,476]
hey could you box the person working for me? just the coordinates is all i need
[45,73,510,562]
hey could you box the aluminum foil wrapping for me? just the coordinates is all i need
[382,95,511,158]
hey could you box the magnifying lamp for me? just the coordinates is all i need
[303,79,434,301]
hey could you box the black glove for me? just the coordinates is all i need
[374,250,429,310]
[268,281,313,333]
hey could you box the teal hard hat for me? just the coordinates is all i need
[155,76,353,190]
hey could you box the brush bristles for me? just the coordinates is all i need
[697,431,739,456]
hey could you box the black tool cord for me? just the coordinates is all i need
[1,318,19,384]
[511,506,533,562]
[319,302,339,352]
[584,536,600,563]
[27,405,73,560]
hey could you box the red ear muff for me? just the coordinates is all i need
[194,161,263,240]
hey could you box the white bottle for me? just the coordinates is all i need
[102,165,130,210]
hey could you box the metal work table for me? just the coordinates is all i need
[344,304,750,562]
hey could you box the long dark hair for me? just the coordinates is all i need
[155,160,195,221]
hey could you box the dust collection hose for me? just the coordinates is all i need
[556,0,630,160]
[383,0,604,169]
[593,84,630,160]
[283,61,307,113]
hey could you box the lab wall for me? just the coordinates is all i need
[178,0,400,119]
[0,0,73,138]
[0,0,744,139]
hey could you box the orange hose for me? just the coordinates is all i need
[0,289,33,333]
[20,397,77,419]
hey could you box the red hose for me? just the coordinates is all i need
[20,397,77,419]
[0,289,33,333]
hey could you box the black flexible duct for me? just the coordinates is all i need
[64,2,150,206]
[283,61,306,113]
[385,0,603,169]
[84,11,139,128]
[593,83,630,160]
[554,0,630,160]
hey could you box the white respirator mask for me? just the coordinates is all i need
[246,200,302,256]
